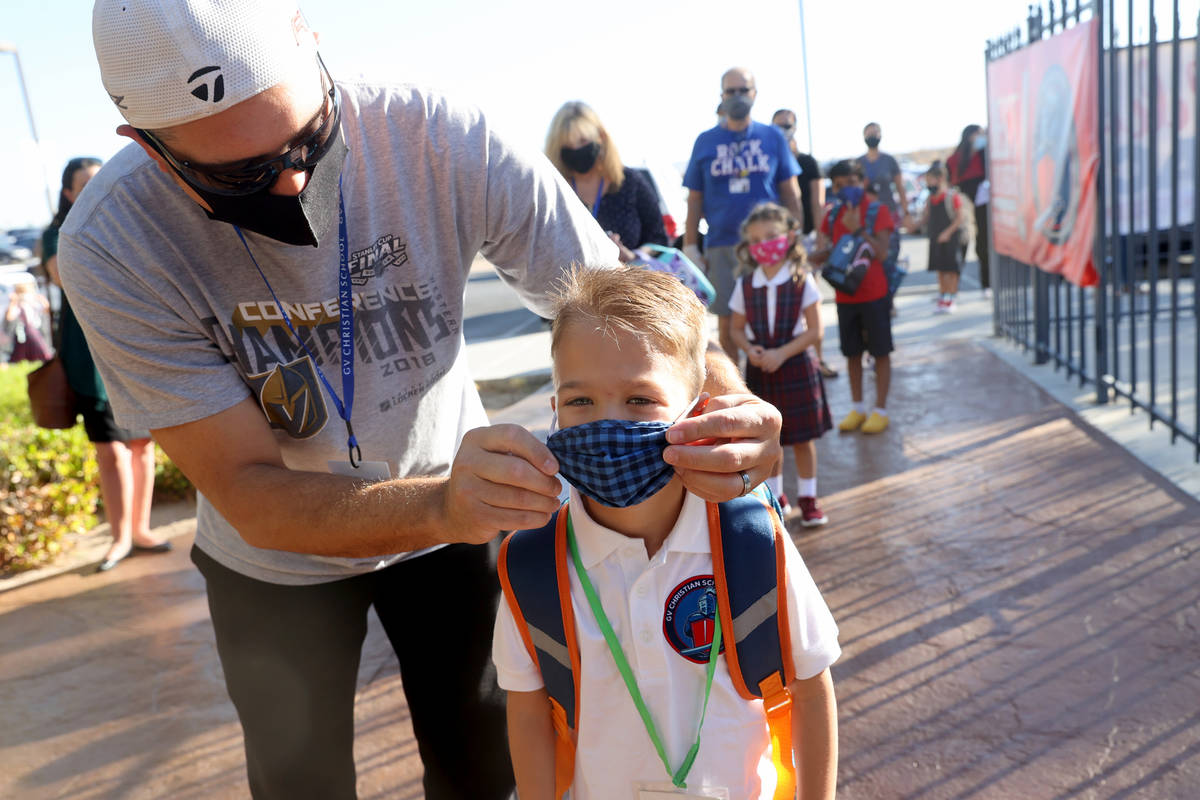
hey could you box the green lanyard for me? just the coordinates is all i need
[567,515,722,789]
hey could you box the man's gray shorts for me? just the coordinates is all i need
[704,245,739,316]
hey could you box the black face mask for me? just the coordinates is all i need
[197,131,349,248]
[721,94,753,121]
[927,183,941,194]
[561,142,601,174]
[865,136,882,149]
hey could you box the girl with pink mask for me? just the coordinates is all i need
[728,203,832,527]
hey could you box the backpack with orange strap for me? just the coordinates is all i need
[497,486,798,799]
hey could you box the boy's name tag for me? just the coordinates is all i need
[636,784,729,799]
[328,460,392,482]
[728,177,750,194]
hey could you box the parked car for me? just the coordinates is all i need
[6,227,42,257]
[0,233,33,265]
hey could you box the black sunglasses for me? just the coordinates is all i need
[139,54,340,197]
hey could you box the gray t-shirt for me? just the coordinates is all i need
[861,151,902,216]
[59,81,616,585]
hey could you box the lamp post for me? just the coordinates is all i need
[0,42,56,219]
[797,0,814,154]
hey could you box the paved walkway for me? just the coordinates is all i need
[3,249,1199,798]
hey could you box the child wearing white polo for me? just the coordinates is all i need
[491,265,841,799]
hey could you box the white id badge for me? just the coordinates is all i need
[728,176,750,194]
[636,783,729,799]
[327,460,392,481]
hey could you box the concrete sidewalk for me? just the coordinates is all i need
[3,251,1199,798]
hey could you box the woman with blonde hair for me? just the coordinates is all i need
[545,101,667,261]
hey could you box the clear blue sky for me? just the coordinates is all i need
[0,0,1186,230]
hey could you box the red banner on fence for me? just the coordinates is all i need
[987,19,1099,287]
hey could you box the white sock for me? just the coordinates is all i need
[796,477,817,498]
[873,407,889,418]
[852,402,867,415]
[766,475,783,498]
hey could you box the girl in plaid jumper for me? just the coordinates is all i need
[729,203,833,527]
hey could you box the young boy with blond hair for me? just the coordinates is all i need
[492,265,840,800]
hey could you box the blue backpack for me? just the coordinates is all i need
[824,199,906,295]
[497,486,799,800]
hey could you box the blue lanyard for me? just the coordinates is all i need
[233,177,362,467]
[570,177,605,218]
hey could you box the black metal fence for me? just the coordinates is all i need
[987,0,1200,462]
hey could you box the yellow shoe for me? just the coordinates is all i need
[838,410,866,432]
[861,411,890,434]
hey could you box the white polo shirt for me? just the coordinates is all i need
[727,266,821,343]
[492,487,841,799]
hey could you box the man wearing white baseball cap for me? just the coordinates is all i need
[60,1,784,797]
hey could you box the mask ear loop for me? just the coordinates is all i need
[672,393,706,425]
[672,393,720,447]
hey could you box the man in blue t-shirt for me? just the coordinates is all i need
[683,67,803,358]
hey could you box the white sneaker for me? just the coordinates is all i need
[934,299,950,315]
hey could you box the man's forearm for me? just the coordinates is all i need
[157,397,561,557]
[779,178,804,224]
[808,179,823,235]
[685,190,704,246]
[221,464,453,557]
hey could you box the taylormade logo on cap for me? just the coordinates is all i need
[92,0,316,129]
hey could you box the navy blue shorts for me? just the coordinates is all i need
[837,297,894,358]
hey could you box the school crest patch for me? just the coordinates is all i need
[663,575,725,664]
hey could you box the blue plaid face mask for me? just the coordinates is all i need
[547,419,676,508]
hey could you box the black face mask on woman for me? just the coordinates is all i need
[197,132,349,248]
[561,141,600,174]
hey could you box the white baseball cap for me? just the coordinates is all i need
[93,0,317,129]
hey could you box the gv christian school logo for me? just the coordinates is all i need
[663,575,725,664]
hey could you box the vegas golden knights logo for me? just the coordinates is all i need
[246,357,329,439]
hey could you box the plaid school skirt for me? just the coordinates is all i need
[746,348,833,445]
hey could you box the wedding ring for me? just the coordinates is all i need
[739,471,752,496]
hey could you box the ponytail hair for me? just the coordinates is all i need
[953,124,982,181]
[735,202,807,282]
[52,157,103,228]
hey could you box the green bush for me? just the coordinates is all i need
[0,362,193,573]
[153,446,194,503]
